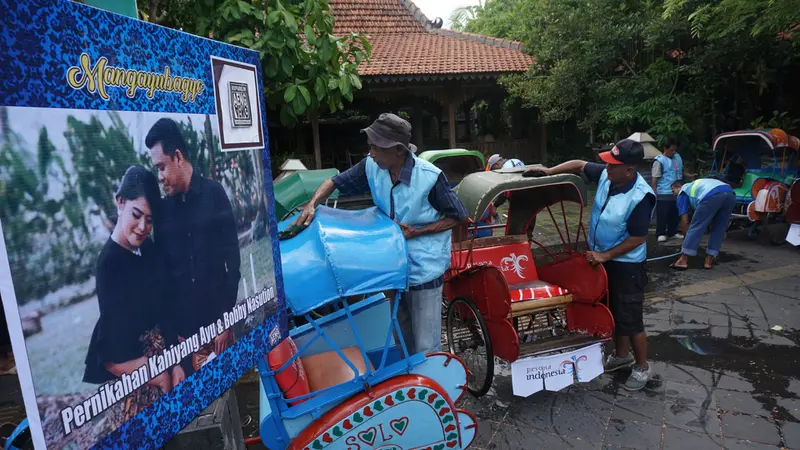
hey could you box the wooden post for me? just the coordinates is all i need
[412,104,424,152]
[448,100,457,148]
[462,102,473,145]
[309,109,322,169]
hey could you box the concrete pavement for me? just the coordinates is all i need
[459,230,800,450]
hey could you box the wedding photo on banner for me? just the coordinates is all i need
[0,1,287,448]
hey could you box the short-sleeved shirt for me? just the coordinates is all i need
[584,162,655,237]
[332,155,469,221]
[651,160,663,178]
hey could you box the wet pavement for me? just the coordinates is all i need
[445,230,800,450]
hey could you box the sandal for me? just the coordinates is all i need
[670,262,688,271]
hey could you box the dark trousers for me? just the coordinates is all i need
[656,195,679,237]
[603,261,647,336]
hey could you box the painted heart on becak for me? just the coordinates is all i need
[357,427,377,446]
[389,417,409,435]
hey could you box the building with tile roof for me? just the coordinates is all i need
[330,0,532,80]
[281,0,543,170]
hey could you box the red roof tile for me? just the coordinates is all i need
[329,0,533,77]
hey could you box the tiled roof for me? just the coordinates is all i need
[329,0,533,78]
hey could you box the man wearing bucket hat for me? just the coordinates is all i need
[294,113,468,355]
[523,139,657,391]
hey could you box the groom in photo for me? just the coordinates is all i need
[146,118,241,375]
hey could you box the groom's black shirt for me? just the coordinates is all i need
[157,173,241,338]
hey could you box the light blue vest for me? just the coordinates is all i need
[365,155,452,286]
[654,153,683,195]
[680,178,731,210]
[589,171,654,263]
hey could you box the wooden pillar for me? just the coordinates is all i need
[448,100,457,148]
[462,102,473,145]
[412,104,424,152]
[309,109,321,169]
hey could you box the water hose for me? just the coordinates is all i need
[646,251,683,262]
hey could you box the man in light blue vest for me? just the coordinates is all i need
[294,113,469,355]
[524,139,656,391]
[669,178,736,270]
[651,138,684,243]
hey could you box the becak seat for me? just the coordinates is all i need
[456,237,573,316]
[267,337,374,406]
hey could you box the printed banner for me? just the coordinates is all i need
[0,1,287,449]
[511,343,604,397]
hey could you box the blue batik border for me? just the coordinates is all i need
[0,0,289,449]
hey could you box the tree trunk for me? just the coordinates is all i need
[148,0,158,22]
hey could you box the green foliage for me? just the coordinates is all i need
[663,0,800,44]
[751,111,800,131]
[151,0,371,127]
[66,111,141,223]
[1,108,100,304]
[464,0,527,41]
[463,0,800,165]
[450,1,484,32]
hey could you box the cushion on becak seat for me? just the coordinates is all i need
[267,337,311,406]
[508,280,569,303]
[507,280,573,317]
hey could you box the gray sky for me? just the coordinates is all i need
[412,0,483,29]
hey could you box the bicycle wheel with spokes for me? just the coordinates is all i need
[446,296,494,397]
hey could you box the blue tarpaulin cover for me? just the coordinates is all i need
[277,206,409,315]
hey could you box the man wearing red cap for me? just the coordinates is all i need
[524,139,656,391]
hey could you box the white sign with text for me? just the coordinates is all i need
[511,343,604,397]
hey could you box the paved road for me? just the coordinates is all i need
[2,228,797,450]
[458,230,800,450]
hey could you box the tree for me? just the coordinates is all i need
[464,0,526,41]
[461,0,800,164]
[449,1,484,32]
[146,0,372,127]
